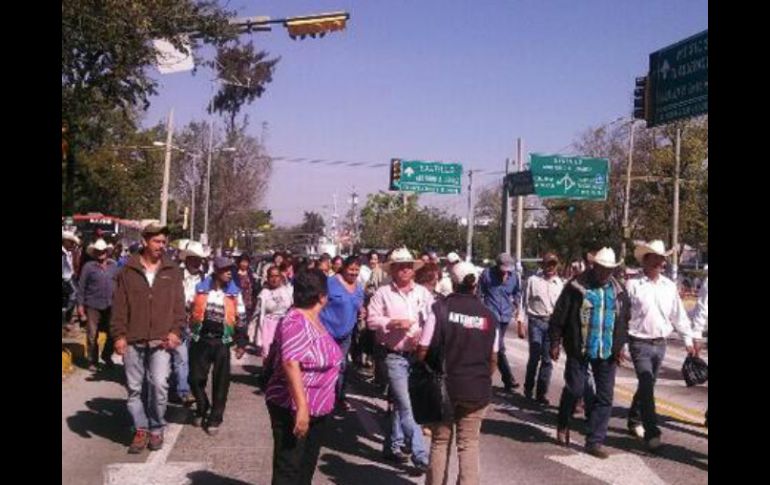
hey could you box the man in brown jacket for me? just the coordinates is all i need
[111,221,185,454]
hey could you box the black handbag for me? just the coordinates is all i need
[408,300,453,424]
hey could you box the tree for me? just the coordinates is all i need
[358,192,464,253]
[301,212,326,245]
[209,42,280,132]
[171,118,273,248]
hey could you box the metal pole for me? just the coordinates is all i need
[202,94,214,246]
[466,170,474,261]
[160,108,174,226]
[621,121,636,262]
[671,128,681,281]
[503,158,512,254]
[515,138,524,265]
[190,160,196,240]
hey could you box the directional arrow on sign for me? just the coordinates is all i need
[404,166,415,177]
[557,174,575,191]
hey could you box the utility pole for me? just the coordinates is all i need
[159,108,174,226]
[466,170,474,261]
[514,138,524,268]
[621,120,637,263]
[671,128,682,281]
[502,158,512,254]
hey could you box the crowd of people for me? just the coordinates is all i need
[61,222,708,485]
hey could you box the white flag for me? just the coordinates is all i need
[153,37,194,74]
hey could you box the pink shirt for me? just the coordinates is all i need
[265,309,343,417]
[367,282,434,352]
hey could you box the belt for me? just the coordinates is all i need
[385,348,412,357]
[629,335,666,344]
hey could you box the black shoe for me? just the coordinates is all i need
[383,449,409,464]
[412,461,429,475]
[585,444,609,459]
[504,382,520,393]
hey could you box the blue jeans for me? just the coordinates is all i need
[524,317,553,399]
[335,334,352,403]
[171,334,191,397]
[557,356,617,447]
[384,353,428,466]
[124,343,172,433]
[628,338,667,440]
[496,321,516,388]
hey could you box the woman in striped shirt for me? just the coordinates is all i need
[264,268,342,485]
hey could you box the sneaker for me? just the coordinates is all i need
[585,444,610,459]
[148,432,164,451]
[646,436,662,451]
[128,429,149,454]
[383,449,409,464]
[628,423,645,439]
[206,426,219,437]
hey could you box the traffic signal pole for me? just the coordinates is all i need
[671,128,681,281]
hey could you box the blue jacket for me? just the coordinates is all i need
[479,267,520,324]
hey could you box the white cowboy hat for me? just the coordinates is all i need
[634,240,673,264]
[62,230,80,246]
[180,241,209,260]
[86,239,109,258]
[592,247,621,269]
[382,247,424,272]
[446,252,461,264]
[450,261,479,284]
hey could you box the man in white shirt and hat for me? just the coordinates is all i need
[435,252,461,297]
[171,241,210,406]
[62,230,81,326]
[625,240,697,451]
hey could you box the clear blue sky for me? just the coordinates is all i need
[144,0,708,226]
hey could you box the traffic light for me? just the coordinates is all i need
[390,158,402,191]
[284,12,349,40]
[633,76,650,122]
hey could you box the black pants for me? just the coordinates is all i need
[267,402,329,485]
[86,306,114,365]
[189,337,231,426]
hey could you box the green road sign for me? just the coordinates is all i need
[530,154,609,200]
[391,159,462,194]
[649,29,708,127]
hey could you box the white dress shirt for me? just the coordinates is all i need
[690,277,708,339]
[626,274,693,346]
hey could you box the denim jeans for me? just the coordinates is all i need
[627,338,667,440]
[496,321,516,388]
[557,356,617,447]
[524,317,553,399]
[335,334,352,403]
[123,343,172,433]
[384,353,429,466]
[171,333,191,397]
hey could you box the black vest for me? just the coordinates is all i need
[428,293,497,406]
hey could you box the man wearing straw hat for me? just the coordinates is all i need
[625,240,697,451]
[367,247,433,473]
[549,247,631,459]
[78,238,120,371]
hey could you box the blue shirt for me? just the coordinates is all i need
[320,276,364,340]
[479,267,520,324]
[78,260,120,310]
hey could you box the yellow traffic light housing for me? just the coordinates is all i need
[285,12,349,40]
